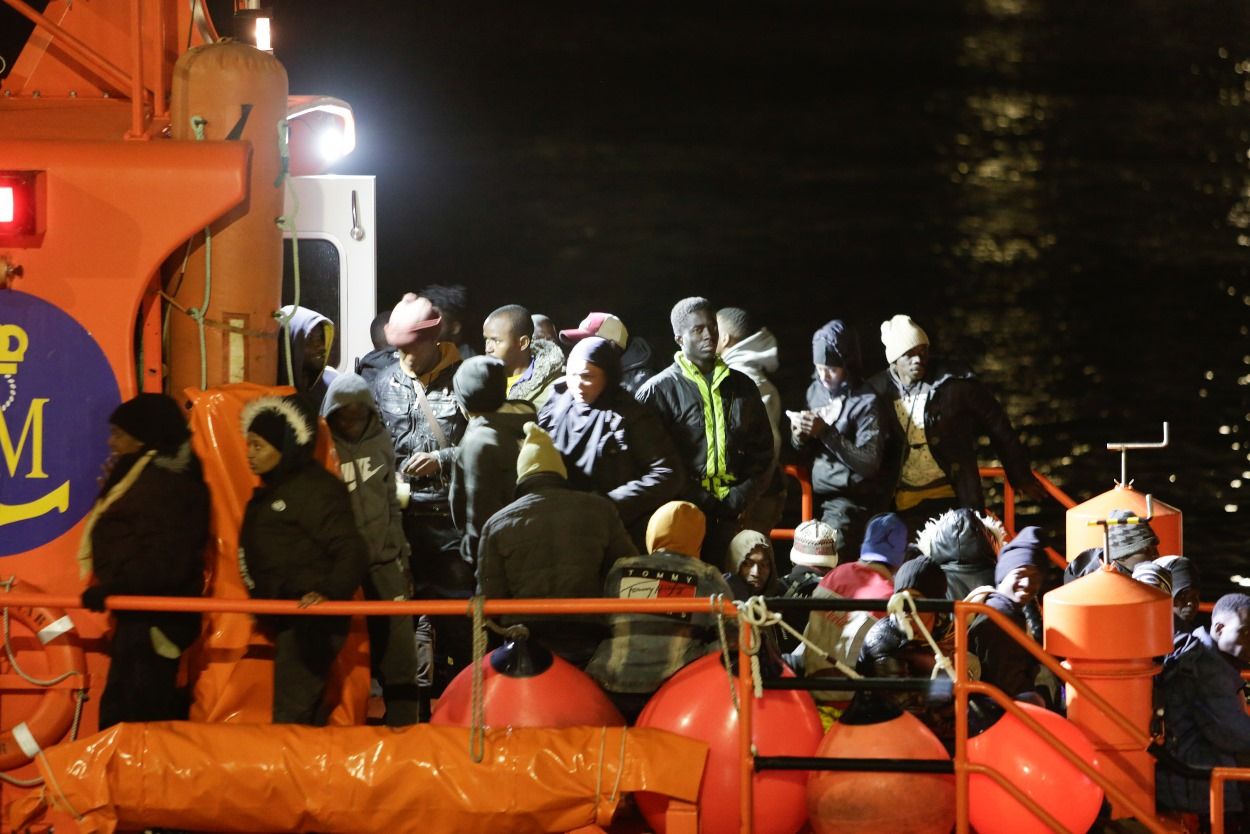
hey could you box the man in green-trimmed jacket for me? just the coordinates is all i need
[636,297,775,568]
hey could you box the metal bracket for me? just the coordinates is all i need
[1106,422,1169,486]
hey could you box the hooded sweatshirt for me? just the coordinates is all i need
[722,529,784,599]
[720,327,782,456]
[620,336,657,395]
[450,401,536,564]
[585,501,734,693]
[320,374,409,568]
[278,305,338,411]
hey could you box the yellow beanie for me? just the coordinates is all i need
[517,422,567,481]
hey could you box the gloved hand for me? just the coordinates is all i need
[80,586,109,613]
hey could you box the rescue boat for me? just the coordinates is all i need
[0,3,1228,833]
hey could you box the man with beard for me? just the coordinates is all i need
[637,297,774,567]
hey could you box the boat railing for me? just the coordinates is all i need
[771,464,1077,568]
[0,587,1191,834]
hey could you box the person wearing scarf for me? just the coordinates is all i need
[539,336,683,548]
[79,393,209,728]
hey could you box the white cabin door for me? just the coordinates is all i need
[281,175,377,373]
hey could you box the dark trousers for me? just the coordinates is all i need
[272,618,348,725]
[817,494,870,563]
[364,559,420,726]
[403,506,474,697]
[99,619,188,730]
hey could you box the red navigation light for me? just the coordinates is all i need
[0,171,46,246]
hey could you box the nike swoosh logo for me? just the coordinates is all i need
[356,457,384,484]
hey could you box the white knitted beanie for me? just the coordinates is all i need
[880,315,930,363]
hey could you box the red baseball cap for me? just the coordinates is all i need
[559,312,629,348]
[384,293,442,348]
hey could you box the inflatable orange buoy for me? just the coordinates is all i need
[431,639,625,728]
[635,653,823,834]
[967,700,1103,834]
[807,705,954,834]
[0,586,85,771]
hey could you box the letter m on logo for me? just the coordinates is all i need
[0,398,50,479]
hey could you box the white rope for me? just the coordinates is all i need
[711,594,739,712]
[886,591,956,681]
[736,595,863,699]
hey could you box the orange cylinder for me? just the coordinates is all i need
[1065,483,1182,561]
[167,41,288,397]
[1043,569,1173,818]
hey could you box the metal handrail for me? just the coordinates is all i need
[1210,767,1250,834]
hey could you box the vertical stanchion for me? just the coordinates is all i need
[737,611,755,834]
[954,604,970,834]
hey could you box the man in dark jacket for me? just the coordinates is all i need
[278,305,338,412]
[483,304,565,411]
[967,526,1049,706]
[1157,593,1250,820]
[1064,508,1160,583]
[449,356,535,565]
[540,336,682,547]
[791,319,884,558]
[322,373,420,726]
[867,314,1043,535]
[637,297,775,566]
[477,423,638,666]
[81,394,209,728]
[238,395,369,724]
[560,311,657,395]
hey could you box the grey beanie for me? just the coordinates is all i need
[453,356,507,414]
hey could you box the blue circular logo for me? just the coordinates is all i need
[0,292,119,556]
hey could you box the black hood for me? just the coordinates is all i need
[811,319,862,381]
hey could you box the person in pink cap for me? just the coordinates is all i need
[559,311,657,394]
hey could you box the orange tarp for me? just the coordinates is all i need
[185,383,369,724]
[10,722,707,834]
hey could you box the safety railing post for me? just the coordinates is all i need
[737,611,755,834]
[954,605,970,834]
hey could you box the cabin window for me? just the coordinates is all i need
[281,238,343,367]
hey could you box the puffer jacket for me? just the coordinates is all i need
[538,382,684,539]
[507,338,565,411]
[1157,627,1250,814]
[239,460,369,603]
[320,373,409,567]
[88,443,208,648]
[636,354,775,518]
[967,590,1042,701]
[917,508,1005,599]
[796,378,883,500]
[449,403,535,563]
[620,336,657,395]
[867,360,1034,510]
[371,343,466,502]
[857,614,958,743]
[476,472,638,660]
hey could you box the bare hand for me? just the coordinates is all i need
[793,411,825,440]
[403,452,441,478]
[298,591,327,608]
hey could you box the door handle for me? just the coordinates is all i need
[350,190,365,241]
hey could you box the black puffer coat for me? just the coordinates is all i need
[636,358,774,518]
[917,508,1002,600]
[867,360,1034,510]
[89,445,209,648]
[239,461,369,604]
[857,614,957,743]
[539,381,684,539]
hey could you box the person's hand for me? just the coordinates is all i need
[403,452,441,479]
[80,586,109,613]
[298,591,327,608]
[793,410,825,440]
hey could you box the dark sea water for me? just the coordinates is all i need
[5,1,1249,594]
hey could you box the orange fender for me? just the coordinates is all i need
[0,582,85,770]
[12,722,707,834]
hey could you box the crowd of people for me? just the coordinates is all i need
[76,285,1250,827]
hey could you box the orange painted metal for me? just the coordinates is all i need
[1210,767,1250,834]
[166,41,288,394]
[1044,566,1174,818]
[1066,482,1183,560]
[953,603,1171,834]
[769,464,812,541]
